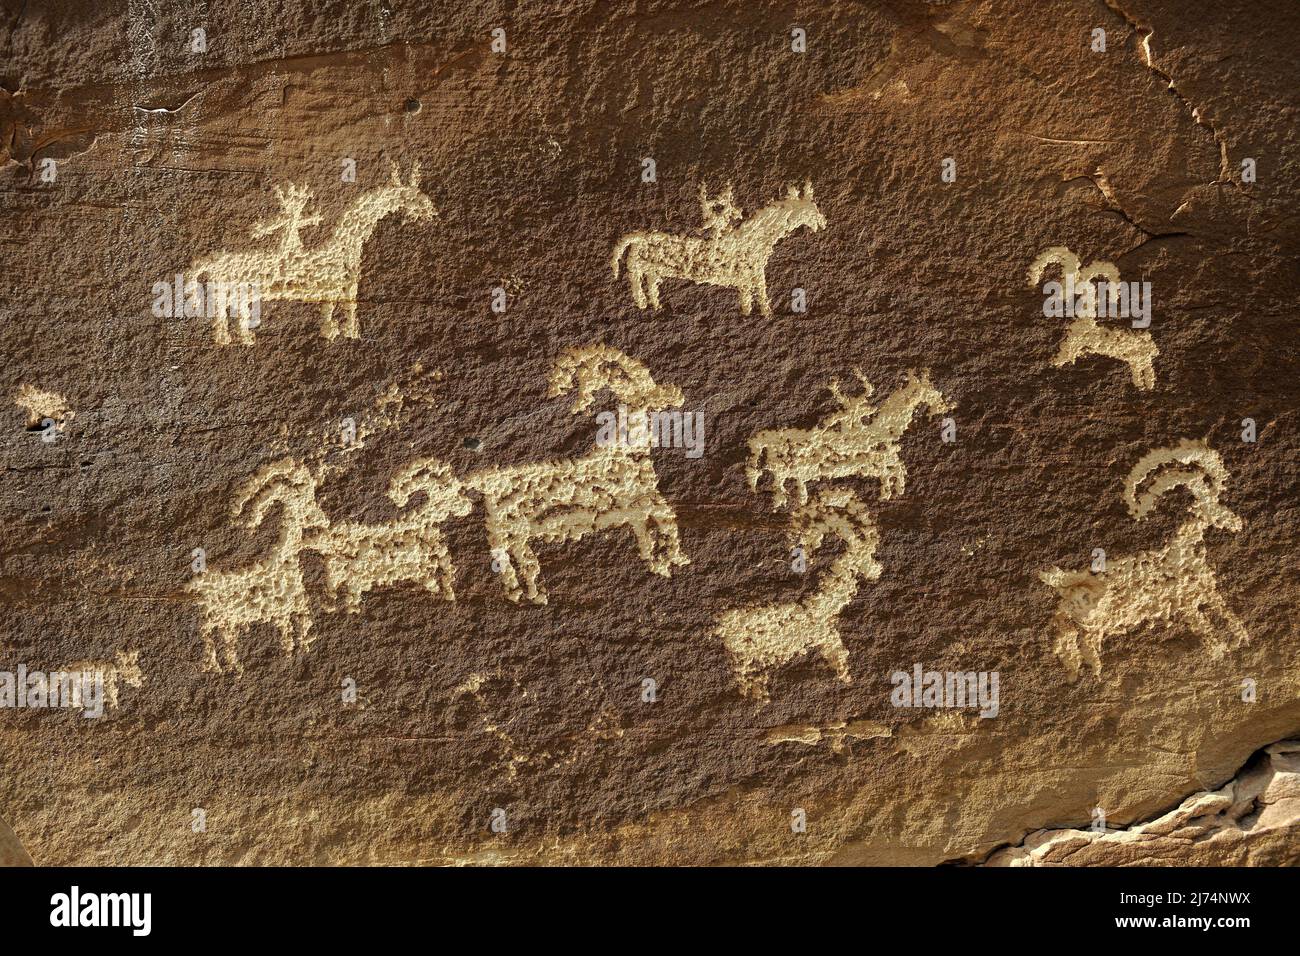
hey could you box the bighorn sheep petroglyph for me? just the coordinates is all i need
[1039,439,1249,680]
[187,460,329,674]
[465,345,690,604]
[308,457,471,612]
[1027,245,1157,389]
[714,489,881,700]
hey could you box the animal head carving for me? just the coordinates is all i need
[900,368,953,416]
[548,345,683,414]
[387,456,472,517]
[791,488,882,579]
[1124,439,1239,532]
[230,459,330,531]
[782,181,826,232]
[381,161,437,222]
[114,649,145,688]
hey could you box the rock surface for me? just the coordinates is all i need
[0,0,1297,865]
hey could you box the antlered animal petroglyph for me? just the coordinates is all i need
[187,460,329,674]
[714,489,881,700]
[1039,439,1249,680]
[612,182,825,317]
[308,457,471,613]
[465,345,689,604]
[746,369,952,507]
[190,163,436,345]
[1028,246,1157,389]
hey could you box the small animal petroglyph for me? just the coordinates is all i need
[14,384,72,432]
[1039,439,1249,680]
[746,369,952,507]
[612,182,825,317]
[1027,246,1157,389]
[465,345,690,604]
[187,460,330,674]
[190,163,436,345]
[59,650,144,711]
[308,457,471,613]
[714,489,881,700]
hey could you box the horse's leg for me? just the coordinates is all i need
[515,538,546,604]
[628,258,648,309]
[343,284,360,338]
[212,307,232,346]
[237,301,256,346]
[755,273,771,317]
[320,301,339,340]
[200,622,221,674]
[1206,591,1250,648]
[647,273,663,310]
[434,541,457,600]
[222,625,243,676]
[1186,607,1229,659]
[737,284,753,316]
[819,632,851,683]
[487,524,524,602]
[772,475,788,509]
[295,611,315,655]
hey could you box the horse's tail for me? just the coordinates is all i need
[611,233,641,278]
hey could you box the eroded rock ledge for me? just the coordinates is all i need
[976,740,1300,866]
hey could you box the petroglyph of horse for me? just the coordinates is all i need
[190,163,436,345]
[465,345,690,604]
[187,460,329,674]
[1027,246,1157,389]
[715,489,881,700]
[612,182,826,317]
[746,369,952,507]
[1039,440,1249,680]
[307,457,472,613]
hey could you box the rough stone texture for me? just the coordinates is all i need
[1,0,1297,865]
[986,740,1300,866]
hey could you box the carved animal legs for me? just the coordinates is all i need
[737,285,753,316]
[341,284,360,338]
[642,501,690,575]
[236,302,257,346]
[212,311,232,346]
[816,632,851,684]
[626,261,648,309]
[314,304,335,343]
[646,272,663,310]
[202,623,244,676]
[753,273,771,318]
[422,544,457,600]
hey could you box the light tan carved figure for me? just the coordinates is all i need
[190,163,436,345]
[747,369,952,507]
[1027,246,1157,389]
[307,457,471,613]
[187,460,329,674]
[465,345,690,604]
[612,182,826,317]
[714,489,881,700]
[60,650,144,711]
[13,384,73,431]
[1039,439,1249,680]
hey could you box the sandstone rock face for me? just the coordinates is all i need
[0,1,1296,866]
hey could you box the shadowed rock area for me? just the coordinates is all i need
[0,0,1297,865]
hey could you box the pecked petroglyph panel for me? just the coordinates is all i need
[1,0,1298,867]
